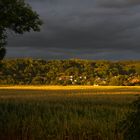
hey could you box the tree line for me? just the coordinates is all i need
[1,59,140,86]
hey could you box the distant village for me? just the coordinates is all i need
[57,75,140,86]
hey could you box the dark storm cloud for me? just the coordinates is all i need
[7,0,140,59]
[98,0,140,8]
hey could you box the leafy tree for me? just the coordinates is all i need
[0,59,140,85]
[0,0,42,59]
[109,75,126,86]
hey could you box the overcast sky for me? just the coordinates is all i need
[6,0,140,60]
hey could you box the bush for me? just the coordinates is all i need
[118,96,140,140]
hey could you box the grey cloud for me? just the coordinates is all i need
[7,0,140,60]
[6,46,140,60]
[98,0,140,8]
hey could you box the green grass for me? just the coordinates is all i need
[0,89,138,140]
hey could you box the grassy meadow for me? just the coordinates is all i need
[0,86,139,140]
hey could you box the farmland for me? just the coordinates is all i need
[0,86,139,140]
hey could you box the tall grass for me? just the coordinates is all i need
[0,90,138,140]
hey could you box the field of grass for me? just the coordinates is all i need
[0,87,139,140]
[1,86,140,94]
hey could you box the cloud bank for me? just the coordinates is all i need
[7,0,140,60]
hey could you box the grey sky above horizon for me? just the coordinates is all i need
[6,0,140,60]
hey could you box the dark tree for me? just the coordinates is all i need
[0,0,42,59]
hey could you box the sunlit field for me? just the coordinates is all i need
[0,86,139,140]
[1,85,140,92]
